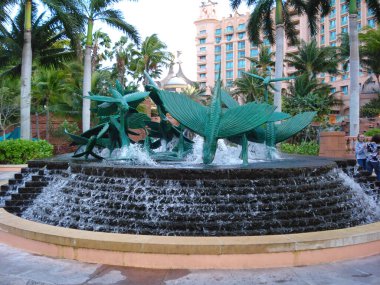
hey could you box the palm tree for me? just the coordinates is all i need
[233,67,270,103]
[359,27,380,86]
[230,0,331,112]
[246,44,275,74]
[110,36,137,86]
[285,40,341,78]
[131,34,173,84]
[1,0,81,139]
[348,0,380,136]
[284,74,342,121]
[0,5,75,77]
[78,0,140,132]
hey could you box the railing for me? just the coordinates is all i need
[345,136,371,156]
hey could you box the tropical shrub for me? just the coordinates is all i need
[279,141,320,156]
[0,139,53,164]
[364,128,380,137]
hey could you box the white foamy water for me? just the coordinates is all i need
[185,136,282,165]
[100,144,157,166]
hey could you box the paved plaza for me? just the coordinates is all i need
[0,243,379,285]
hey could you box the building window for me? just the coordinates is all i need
[216,37,221,44]
[341,4,348,14]
[238,51,245,58]
[238,69,245,78]
[330,87,336,93]
[215,28,221,35]
[330,76,336,82]
[215,54,221,62]
[331,41,337,46]
[329,20,336,29]
[358,22,362,31]
[263,38,270,46]
[226,52,233,60]
[199,55,206,61]
[343,73,348,80]
[200,30,206,34]
[238,32,245,39]
[226,70,233,79]
[342,27,348,33]
[238,41,245,50]
[199,64,206,70]
[200,47,206,52]
[199,73,206,78]
[341,15,348,25]
[341,85,348,95]
[329,9,336,18]
[237,23,245,30]
[226,43,233,51]
[226,61,233,69]
[225,26,234,33]
[368,7,375,17]
[330,31,336,40]
[368,18,376,28]
[238,59,245,69]
[320,16,325,23]
[226,34,233,41]
[321,24,325,34]
[215,63,221,70]
[330,0,335,5]
[250,49,259,57]
[226,80,233,87]
[321,35,325,44]
[199,38,206,44]
[215,46,221,53]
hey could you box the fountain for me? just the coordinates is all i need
[0,74,379,269]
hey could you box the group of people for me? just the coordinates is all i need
[355,133,380,180]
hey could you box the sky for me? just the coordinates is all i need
[97,0,249,81]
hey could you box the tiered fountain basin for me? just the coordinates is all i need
[0,156,379,269]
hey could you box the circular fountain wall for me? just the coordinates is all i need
[8,156,376,236]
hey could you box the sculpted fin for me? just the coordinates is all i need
[157,89,208,136]
[218,103,275,138]
[275,111,316,143]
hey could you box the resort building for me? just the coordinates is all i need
[194,0,378,117]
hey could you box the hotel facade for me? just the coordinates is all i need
[194,0,378,116]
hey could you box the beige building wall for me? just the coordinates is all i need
[194,0,377,115]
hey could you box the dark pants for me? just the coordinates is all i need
[357,158,367,170]
[366,160,380,181]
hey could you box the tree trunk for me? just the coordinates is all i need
[274,24,285,112]
[82,45,92,131]
[20,0,32,139]
[35,112,40,139]
[349,14,360,136]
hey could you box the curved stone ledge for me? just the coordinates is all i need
[1,209,380,269]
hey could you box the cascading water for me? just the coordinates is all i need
[18,157,379,236]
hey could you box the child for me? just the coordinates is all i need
[355,134,367,170]
[366,134,380,181]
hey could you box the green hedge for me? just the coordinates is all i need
[279,141,320,156]
[364,128,380,137]
[0,139,53,164]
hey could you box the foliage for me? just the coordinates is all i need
[364,128,380,137]
[0,3,75,77]
[131,34,174,83]
[0,78,20,138]
[360,95,380,118]
[233,67,272,103]
[285,40,341,78]
[283,74,341,121]
[359,27,380,85]
[230,0,331,45]
[246,45,274,72]
[53,120,80,138]
[279,141,320,156]
[0,139,53,164]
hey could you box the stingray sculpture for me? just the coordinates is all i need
[85,87,149,148]
[151,73,276,164]
[221,89,316,160]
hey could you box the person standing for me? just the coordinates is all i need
[355,134,367,170]
[366,134,380,181]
